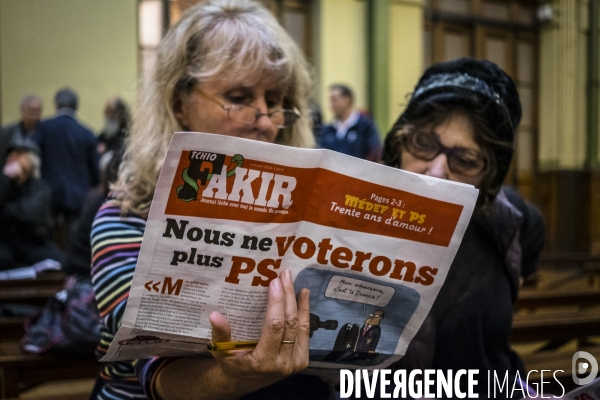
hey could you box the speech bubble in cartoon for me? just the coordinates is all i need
[325,275,395,307]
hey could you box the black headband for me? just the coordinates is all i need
[410,72,514,131]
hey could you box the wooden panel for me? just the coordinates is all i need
[513,2,536,26]
[535,171,558,252]
[424,23,433,69]
[515,33,538,197]
[518,86,534,128]
[481,0,510,21]
[425,0,539,198]
[516,40,535,85]
[516,129,533,173]
[475,27,518,187]
[281,0,312,59]
[282,10,306,50]
[433,23,472,63]
[535,171,594,253]
[437,0,471,15]
[590,171,600,254]
[475,27,514,76]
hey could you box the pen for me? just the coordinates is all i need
[207,341,259,351]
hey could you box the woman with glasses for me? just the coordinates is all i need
[89,1,333,399]
[382,58,544,398]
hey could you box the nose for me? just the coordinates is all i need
[425,153,450,180]
[253,98,275,132]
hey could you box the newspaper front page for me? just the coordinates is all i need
[103,132,479,372]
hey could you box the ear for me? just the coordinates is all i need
[173,91,190,129]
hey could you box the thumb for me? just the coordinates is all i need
[209,311,232,342]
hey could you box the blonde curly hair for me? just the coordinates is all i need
[113,0,314,214]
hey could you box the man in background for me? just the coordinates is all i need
[319,84,382,161]
[34,88,99,239]
[96,97,129,157]
[0,95,43,166]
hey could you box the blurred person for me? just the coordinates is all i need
[89,1,334,399]
[96,97,130,156]
[381,58,545,399]
[0,136,63,271]
[63,144,122,280]
[20,138,124,358]
[319,84,382,161]
[309,101,323,139]
[0,95,43,166]
[34,88,100,225]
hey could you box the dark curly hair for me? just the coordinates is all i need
[383,58,520,207]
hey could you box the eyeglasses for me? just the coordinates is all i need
[400,130,487,177]
[196,88,300,129]
[368,314,383,318]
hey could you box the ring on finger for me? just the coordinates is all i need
[281,340,295,344]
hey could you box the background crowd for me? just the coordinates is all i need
[0,81,385,276]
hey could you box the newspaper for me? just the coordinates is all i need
[103,132,479,372]
[563,378,600,399]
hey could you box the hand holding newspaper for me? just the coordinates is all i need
[103,132,478,373]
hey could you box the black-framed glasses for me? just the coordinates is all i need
[196,88,300,129]
[400,130,487,177]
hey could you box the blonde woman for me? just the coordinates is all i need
[90,1,332,399]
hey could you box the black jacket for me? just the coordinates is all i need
[375,188,545,400]
[0,174,53,241]
[34,112,99,214]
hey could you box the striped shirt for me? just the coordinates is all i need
[90,199,332,399]
[91,198,170,399]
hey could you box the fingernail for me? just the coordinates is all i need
[271,277,281,289]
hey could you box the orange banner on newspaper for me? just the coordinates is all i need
[164,151,464,247]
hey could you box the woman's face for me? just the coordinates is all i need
[176,72,285,143]
[400,112,485,187]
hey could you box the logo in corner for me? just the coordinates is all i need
[572,350,598,385]
[176,151,244,202]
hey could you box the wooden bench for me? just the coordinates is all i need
[0,272,65,289]
[519,347,600,395]
[511,284,600,392]
[0,342,98,399]
[511,308,600,343]
[538,253,600,289]
[6,395,90,400]
[584,261,600,287]
[515,288,600,310]
[539,252,600,266]
[522,346,600,379]
[0,287,61,307]
[0,275,67,347]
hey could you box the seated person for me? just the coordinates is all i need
[381,58,545,399]
[0,136,63,270]
[90,1,330,399]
